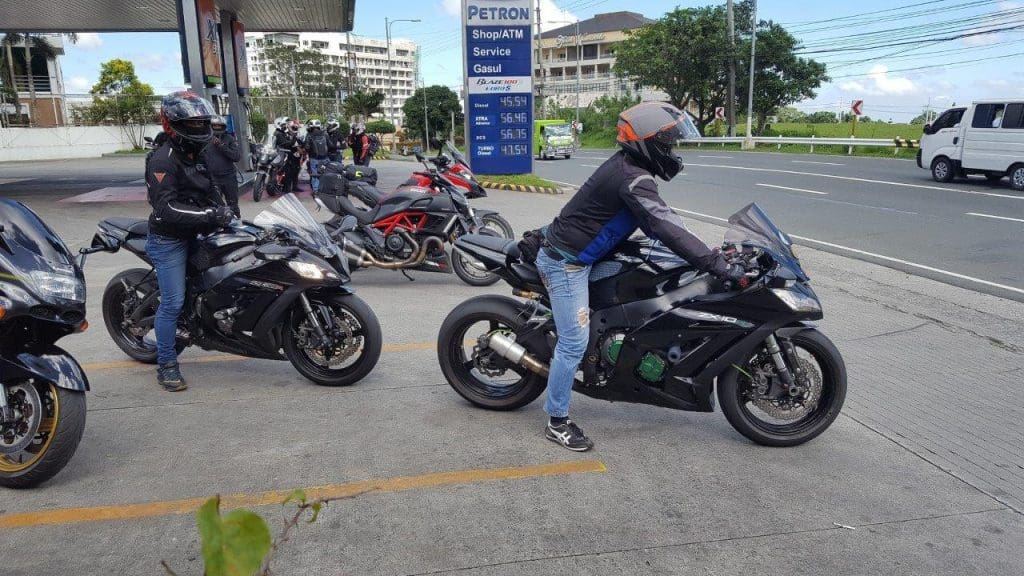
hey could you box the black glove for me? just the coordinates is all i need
[210,206,235,227]
[723,263,746,281]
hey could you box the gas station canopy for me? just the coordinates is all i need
[2,0,355,32]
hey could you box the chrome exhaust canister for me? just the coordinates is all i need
[487,332,550,378]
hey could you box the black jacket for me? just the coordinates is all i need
[203,133,241,176]
[546,151,727,275]
[304,129,330,159]
[326,128,346,154]
[145,143,222,239]
[273,128,298,152]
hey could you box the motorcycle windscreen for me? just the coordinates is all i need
[445,142,471,169]
[723,203,807,281]
[253,193,336,258]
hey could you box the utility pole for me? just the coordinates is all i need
[423,81,430,150]
[535,3,544,120]
[291,53,299,119]
[743,0,757,146]
[386,18,420,138]
[726,0,736,137]
[574,20,581,128]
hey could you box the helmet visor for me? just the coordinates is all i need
[677,111,701,141]
[162,92,216,123]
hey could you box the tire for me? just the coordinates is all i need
[1010,164,1024,192]
[931,156,955,183]
[437,295,547,410]
[480,213,514,239]
[452,226,503,287]
[0,385,86,489]
[102,268,185,364]
[984,172,1004,183]
[283,293,382,386]
[564,154,571,159]
[717,329,847,447]
[253,172,266,202]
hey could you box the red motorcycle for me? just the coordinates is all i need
[315,153,513,286]
[401,142,488,200]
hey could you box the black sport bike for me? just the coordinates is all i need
[437,203,846,446]
[88,194,381,387]
[1,199,89,488]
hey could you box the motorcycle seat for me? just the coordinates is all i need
[101,217,149,238]
[458,233,517,256]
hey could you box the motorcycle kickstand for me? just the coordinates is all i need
[401,270,415,282]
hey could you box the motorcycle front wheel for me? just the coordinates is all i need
[717,329,847,447]
[283,293,382,386]
[437,295,547,410]
[0,383,86,489]
[451,220,509,286]
[253,172,266,202]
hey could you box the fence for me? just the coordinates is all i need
[1,91,162,128]
[684,135,920,155]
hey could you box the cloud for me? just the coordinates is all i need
[132,53,170,72]
[839,80,866,92]
[75,33,103,50]
[68,76,92,92]
[962,31,1001,46]
[440,0,460,17]
[866,64,916,95]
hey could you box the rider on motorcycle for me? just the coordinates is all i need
[272,117,300,195]
[536,102,743,451]
[145,91,234,391]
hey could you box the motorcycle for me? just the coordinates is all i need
[251,133,285,203]
[87,194,381,387]
[437,203,847,447]
[403,142,488,200]
[0,199,89,488]
[316,153,514,287]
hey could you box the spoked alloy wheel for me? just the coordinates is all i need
[102,268,185,364]
[436,296,546,410]
[284,294,382,386]
[0,382,86,488]
[717,329,846,447]
[452,216,512,286]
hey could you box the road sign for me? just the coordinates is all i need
[715,107,725,121]
[462,0,534,175]
[851,100,864,116]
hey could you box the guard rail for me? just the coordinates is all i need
[681,135,920,154]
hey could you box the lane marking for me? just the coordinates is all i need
[81,341,439,372]
[698,155,734,159]
[581,164,602,168]
[685,163,1024,201]
[792,160,844,166]
[0,459,606,529]
[672,207,1024,297]
[966,212,1024,224]
[756,183,829,196]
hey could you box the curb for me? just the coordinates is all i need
[479,181,564,195]
[101,152,147,157]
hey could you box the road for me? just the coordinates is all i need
[0,156,1022,575]
[533,149,1024,301]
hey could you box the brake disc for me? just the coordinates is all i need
[752,357,822,420]
[0,383,43,455]
[305,307,360,367]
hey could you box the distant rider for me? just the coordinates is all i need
[204,115,241,217]
[348,123,371,167]
[145,91,234,392]
[303,119,331,194]
[325,118,346,163]
[535,102,743,451]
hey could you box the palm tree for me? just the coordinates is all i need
[1,33,77,126]
[342,90,385,124]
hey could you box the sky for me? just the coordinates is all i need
[52,0,1024,122]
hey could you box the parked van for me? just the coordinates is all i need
[919,99,1024,190]
[534,120,574,159]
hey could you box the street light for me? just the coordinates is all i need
[926,95,949,124]
[386,17,420,139]
[549,19,581,131]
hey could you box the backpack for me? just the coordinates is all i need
[366,133,381,156]
[309,131,329,158]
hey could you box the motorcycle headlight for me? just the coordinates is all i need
[287,260,337,280]
[771,287,821,313]
[30,271,85,303]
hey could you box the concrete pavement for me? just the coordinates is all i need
[0,158,1022,575]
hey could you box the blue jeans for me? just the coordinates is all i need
[145,233,191,366]
[309,157,326,193]
[535,249,591,418]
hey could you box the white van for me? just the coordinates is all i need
[918,99,1024,191]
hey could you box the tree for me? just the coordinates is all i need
[805,111,837,123]
[86,59,157,148]
[260,44,344,100]
[343,90,384,122]
[365,119,395,135]
[776,106,807,123]
[909,111,929,125]
[613,5,731,131]
[401,85,463,141]
[736,21,829,135]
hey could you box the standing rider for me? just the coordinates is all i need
[204,115,241,217]
[535,102,744,451]
[303,119,330,194]
[145,91,234,391]
[325,118,346,163]
[347,122,371,167]
[271,117,295,196]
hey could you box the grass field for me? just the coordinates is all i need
[477,173,559,188]
[764,122,923,140]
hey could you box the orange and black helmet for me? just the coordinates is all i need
[617,102,699,181]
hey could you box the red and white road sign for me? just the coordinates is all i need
[715,106,726,120]
[851,100,864,116]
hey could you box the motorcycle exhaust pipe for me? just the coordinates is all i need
[486,332,550,378]
[358,232,445,270]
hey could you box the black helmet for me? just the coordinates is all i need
[160,91,215,152]
[616,102,699,181]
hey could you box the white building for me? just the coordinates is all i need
[1,33,68,127]
[245,32,417,127]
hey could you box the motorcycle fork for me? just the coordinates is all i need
[0,383,11,422]
[298,293,330,345]
[764,334,798,394]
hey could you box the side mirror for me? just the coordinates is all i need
[144,136,154,144]
[414,151,425,162]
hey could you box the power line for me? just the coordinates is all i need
[826,49,1024,79]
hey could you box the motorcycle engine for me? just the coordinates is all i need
[601,333,626,366]
[385,233,409,254]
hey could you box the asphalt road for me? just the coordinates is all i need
[533,149,1024,302]
[0,159,1022,575]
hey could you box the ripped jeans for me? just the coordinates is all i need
[535,249,591,418]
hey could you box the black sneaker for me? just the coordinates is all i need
[545,419,594,452]
[157,362,188,392]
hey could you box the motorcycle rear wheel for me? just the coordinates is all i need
[102,268,187,363]
[717,329,846,447]
[437,295,547,410]
[0,383,86,489]
[283,293,382,386]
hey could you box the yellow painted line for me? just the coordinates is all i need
[0,459,606,529]
[81,341,438,372]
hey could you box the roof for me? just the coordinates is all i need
[0,0,355,33]
[541,11,652,39]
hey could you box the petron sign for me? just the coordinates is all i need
[462,0,534,175]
